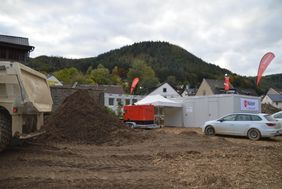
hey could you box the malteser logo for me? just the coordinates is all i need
[244,100,255,108]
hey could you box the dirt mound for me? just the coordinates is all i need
[39,90,150,145]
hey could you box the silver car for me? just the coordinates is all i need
[272,111,282,122]
[202,113,282,140]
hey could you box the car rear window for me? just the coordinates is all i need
[264,115,276,121]
[251,115,262,121]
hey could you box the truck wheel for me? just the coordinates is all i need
[0,110,12,152]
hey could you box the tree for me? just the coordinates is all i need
[167,75,177,88]
[53,67,87,84]
[111,66,123,85]
[127,59,159,94]
[89,64,112,84]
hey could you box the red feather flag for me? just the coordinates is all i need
[130,77,139,94]
[256,52,275,86]
[224,74,230,91]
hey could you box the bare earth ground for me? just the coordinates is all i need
[0,128,281,189]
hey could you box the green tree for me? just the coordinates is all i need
[53,67,86,84]
[167,75,177,88]
[111,66,123,85]
[127,59,159,94]
[89,64,112,84]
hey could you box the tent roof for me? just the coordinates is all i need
[135,95,182,107]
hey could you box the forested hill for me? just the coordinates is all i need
[27,41,280,94]
[27,41,232,84]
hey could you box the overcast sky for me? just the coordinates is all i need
[1,0,281,76]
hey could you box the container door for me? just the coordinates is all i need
[208,101,218,120]
[183,102,194,127]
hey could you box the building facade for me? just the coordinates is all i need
[104,93,144,115]
[148,83,180,98]
[0,34,34,63]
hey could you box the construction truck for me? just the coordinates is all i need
[123,105,160,129]
[0,61,53,151]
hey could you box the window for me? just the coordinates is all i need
[274,113,282,119]
[116,98,123,106]
[125,99,130,105]
[132,99,138,104]
[264,115,276,121]
[251,115,262,121]
[163,88,167,93]
[236,114,251,121]
[108,98,114,106]
[221,114,236,121]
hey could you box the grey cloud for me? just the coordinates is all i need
[1,0,281,76]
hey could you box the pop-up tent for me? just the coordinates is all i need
[135,95,183,127]
[135,94,182,107]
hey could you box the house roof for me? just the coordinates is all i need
[0,34,34,50]
[272,88,282,94]
[74,84,125,94]
[237,88,258,96]
[205,79,235,94]
[268,94,282,102]
[148,82,180,96]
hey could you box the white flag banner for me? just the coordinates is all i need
[240,98,259,111]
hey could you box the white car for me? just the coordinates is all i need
[272,111,282,122]
[202,113,282,140]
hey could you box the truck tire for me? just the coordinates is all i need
[0,110,12,152]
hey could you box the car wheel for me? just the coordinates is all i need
[205,125,215,136]
[247,128,261,141]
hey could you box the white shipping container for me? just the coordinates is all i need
[164,94,261,128]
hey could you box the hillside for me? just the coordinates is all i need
[26,41,280,94]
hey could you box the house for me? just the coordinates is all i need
[196,79,236,96]
[104,93,144,115]
[262,88,282,109]
[148,83,181,98]
[0,34,34,63]
[237,88,258,96]
[266,88,282,95]
[181,85,197,97]
[47,75,63,86]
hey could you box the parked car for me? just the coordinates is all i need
[271,111,282,122]
[202,113,282,140]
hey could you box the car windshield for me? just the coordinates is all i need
[264,115,276,121]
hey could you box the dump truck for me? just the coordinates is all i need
[0,61,53,151]
[123,105,160,129]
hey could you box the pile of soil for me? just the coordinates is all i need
[38,90,151,145]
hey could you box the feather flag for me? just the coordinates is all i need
[256,52,275,86]
[130,77,139,94]
[224,74,230,91]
